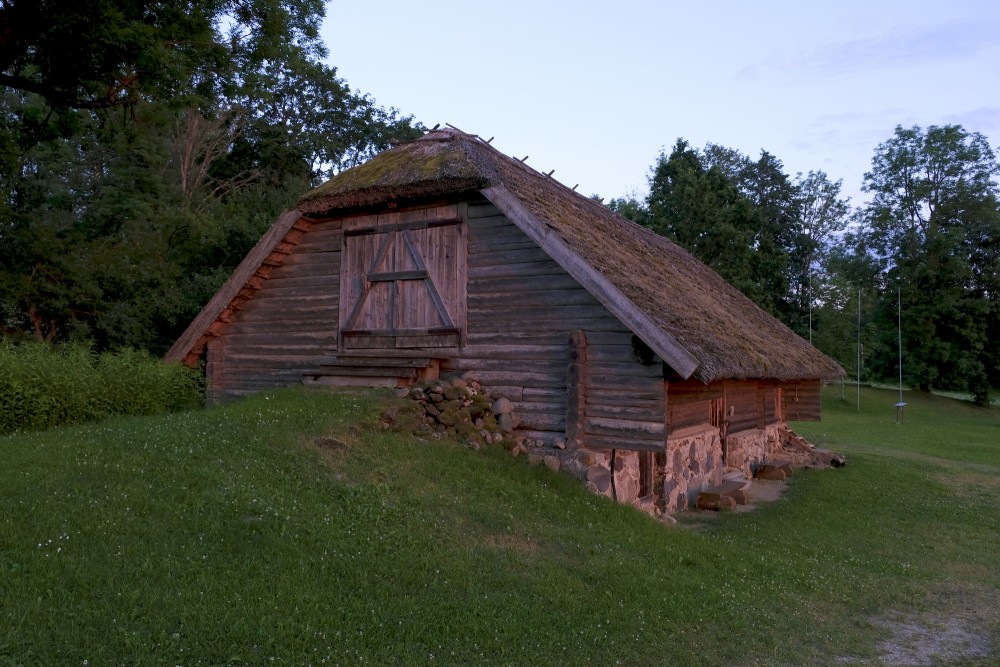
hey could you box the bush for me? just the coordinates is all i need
[0,340,203,434]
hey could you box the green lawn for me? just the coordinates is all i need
[1,385,997,665]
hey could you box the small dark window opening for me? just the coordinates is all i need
[639,451,655,497]
[631,335,655,366]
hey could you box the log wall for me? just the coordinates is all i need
[211,217,343,400]
[781,379,822,421]
[439,202,665,448]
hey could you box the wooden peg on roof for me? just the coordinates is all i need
[545,170,555,177]
[519,155,529,162]
[485,137,494,144]
[431,123,440,130]
[572,184,579,191]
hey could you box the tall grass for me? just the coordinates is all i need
[0,340,202,434]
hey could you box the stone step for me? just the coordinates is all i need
[755,461,793,481]
[697,478,752,508]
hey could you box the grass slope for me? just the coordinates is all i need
[1,386,997,666]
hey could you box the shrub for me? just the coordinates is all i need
[0,340,203,434]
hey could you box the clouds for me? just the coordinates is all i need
[739,19,1000,80]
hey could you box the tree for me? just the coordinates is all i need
[790,171,852,339]
[0,0,422,353]
[860,124,1000,404]
[643,140,790,318]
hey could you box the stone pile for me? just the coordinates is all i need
[389,377,514,449]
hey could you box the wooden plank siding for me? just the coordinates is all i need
[781,379,822,421]
[441,202,666,448]
[211,220,344,400]
[209,199,671,445]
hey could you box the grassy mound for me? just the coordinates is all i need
[0,385,997,665]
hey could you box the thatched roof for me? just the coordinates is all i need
[297,128,843,384]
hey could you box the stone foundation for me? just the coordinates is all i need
[661,424,725,512]
[560,422,797,516]
[725,423,783,478]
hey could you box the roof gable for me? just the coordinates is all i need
[170,128,844,383]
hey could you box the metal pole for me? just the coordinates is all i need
[898,288,903,404]
[857,288,861,413]
[808,272,813,345]
[896,286,906,424]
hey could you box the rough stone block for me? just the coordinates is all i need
[696,493,737,511]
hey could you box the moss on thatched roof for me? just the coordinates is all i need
[298,128,844,384]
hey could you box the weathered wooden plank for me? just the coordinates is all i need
[302,375,400,388]
[577,331,635,345]
[466,219,530,238]
[445,358,564,373]
[469,305,620,323]
[516,412,566,431]
[222,348,329,362]
[468,273,582,294]
[585,416,665,439]
[222,331,338,345]
[448,344,565,360]
[253,275,341,292]
[455,370,563,388]
[465,204,502,219]
[524,386,568,402]
[274,250,341,267]
[293,228,343,249]
[222,365,315,377]
[267,261,339,280]
[345,217,461,237]
[238,294,338,311]
[586,393,663,409]
[468,238,540,255]
[468,318,628,334]
[587,373,663,397]
[466,332,567,346]
[468,289,597,309]
[584,435,664,453]
[587,360,663,379]
[233,307,338,324]
[465,215,510,230]
[467,261,566,280]
[511,401,565,415]
[225,319,339,334]
[326,356,432,368]
[467,246,553,267]
[305,218,345,234]
[225,352,324,364]
[313,366,417,378]
[587,403,664,420]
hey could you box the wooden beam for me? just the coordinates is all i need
[566,330,587,451]
[368,270,429,282]
[481,186,700,379]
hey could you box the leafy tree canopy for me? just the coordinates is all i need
[0,0,422,353]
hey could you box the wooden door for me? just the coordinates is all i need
[340,219,465,349]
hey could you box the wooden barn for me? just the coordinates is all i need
[166,127,844,512]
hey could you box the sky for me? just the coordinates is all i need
[321,1,1000,206]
